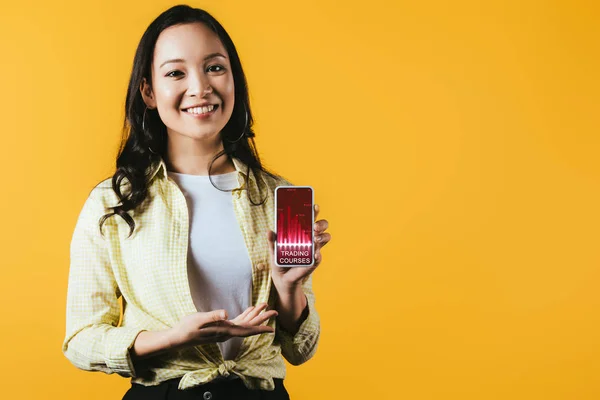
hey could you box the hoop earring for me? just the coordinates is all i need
[142,106,158,154]
[226,104,248,143]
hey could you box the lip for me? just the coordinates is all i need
[181,103,218,110]
[182,104,219,119]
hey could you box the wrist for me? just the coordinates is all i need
[272,276,302,294]
[130,329,179,360]
[274,284,308,335]
[164,327,182,351]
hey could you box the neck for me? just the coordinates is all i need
[164,133,235,176]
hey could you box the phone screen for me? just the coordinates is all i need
[275,186,314,266]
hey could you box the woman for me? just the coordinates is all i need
[62,4,331,399]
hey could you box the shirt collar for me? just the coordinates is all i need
[147,155,258,188]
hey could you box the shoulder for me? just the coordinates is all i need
[260,170,294,190]
[85,176,129,210]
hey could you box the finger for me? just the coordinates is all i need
[314,203,319,220]
[249,310,278,325]
[314,232,331,255]
[200,319,242,334]
[198,325,230,338]
[315,232,331,246]
[245,303,268,321]
[244,303,268,323]
[236,306,255,321]
[314,219,329,234]
[201,309,228,325]
[226,325,275,338]
[197,328,232,343]
[314,251,322,267]
[203,318,231,329]
[314,240,322,254]
[267,231,275,260]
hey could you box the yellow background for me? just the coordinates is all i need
[0,0,598,398]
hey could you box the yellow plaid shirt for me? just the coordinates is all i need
[62,156,320,391]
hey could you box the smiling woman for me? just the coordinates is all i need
[61,4,331,400]
[140,23,235,147]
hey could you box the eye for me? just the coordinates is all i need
[207,65,225,73]
[166,70,183,78]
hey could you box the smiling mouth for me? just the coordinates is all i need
[182,104,219,115]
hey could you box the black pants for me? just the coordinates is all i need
[122,377,290,400]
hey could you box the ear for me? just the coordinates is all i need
[140,77,157,109]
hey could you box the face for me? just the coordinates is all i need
[140,22,235,144]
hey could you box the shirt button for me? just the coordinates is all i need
[256,262,266,271]
[203,391,212,400]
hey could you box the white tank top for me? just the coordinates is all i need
[167,170,253,365]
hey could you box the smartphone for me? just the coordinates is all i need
[274,186,315,267]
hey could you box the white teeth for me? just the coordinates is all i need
[185,105,215,114]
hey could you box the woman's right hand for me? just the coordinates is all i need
[168,303,278,350]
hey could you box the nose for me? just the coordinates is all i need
[187,70,212,97]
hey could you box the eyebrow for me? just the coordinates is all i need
[159,52,227,69]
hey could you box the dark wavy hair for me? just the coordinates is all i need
[96,4,281,238]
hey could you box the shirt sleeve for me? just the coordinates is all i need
[276,274,321,366]
[62,193,146,378]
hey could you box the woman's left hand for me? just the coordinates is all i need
[267,204,331,289]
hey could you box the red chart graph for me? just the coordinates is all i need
[277,205,312,247]
[276,188,313,265]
